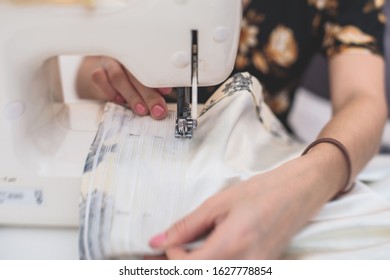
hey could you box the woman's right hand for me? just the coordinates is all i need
[79,56,172,120]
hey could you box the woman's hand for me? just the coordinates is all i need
[149,172,299,259]
[77,56,172,120]
[149,157,334,259]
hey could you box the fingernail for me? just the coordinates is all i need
[152,105,165,118]
[149,233,167,248]
[159,87,172,94]
[135,103,146,115]
[115,95,126,104]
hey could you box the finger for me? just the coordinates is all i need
[167,213,240,260]
[91,68,118,101]
[149,203,216,249]
[165,247,192,260]
[166,203,278,260]
[143,254,167,260]
[103,58,148,115]
[158,87,172,95]
[114,94,126,104]
[126,71,168,120]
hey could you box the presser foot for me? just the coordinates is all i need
[175,87,197,139]
[175,116,197,139]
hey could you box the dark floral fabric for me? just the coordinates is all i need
[200,0,385,129]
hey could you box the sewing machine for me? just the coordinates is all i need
[0,0,242,228]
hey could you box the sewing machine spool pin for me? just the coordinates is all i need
[175,30,198,139]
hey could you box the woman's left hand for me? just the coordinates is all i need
[149,160,326,259]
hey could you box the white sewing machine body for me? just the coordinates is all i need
[0,0,241,227]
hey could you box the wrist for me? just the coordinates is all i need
[297,140,350,201]
[302,138,354,200]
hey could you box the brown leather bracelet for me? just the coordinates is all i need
[301,138,355,200]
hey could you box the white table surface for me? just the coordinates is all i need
[0,227,78,260]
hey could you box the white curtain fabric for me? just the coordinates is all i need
[79,73,390,260]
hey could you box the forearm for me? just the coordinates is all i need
[297,53,387,201]
[252,96,387,244]
[317,90,387,178]
[298,94,387,204]
[267,54,387,212]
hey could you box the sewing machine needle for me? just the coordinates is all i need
[191,74,198,121]
[191,30,198,121]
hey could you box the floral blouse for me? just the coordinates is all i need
[201,0,386,129]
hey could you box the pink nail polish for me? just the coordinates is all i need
[115,95,126,104]
[159,87,172,94]
[152,105,165,118]
[135,103,146,115]
[149,233,167,248]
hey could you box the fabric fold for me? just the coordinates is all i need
[79,73,390,260]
